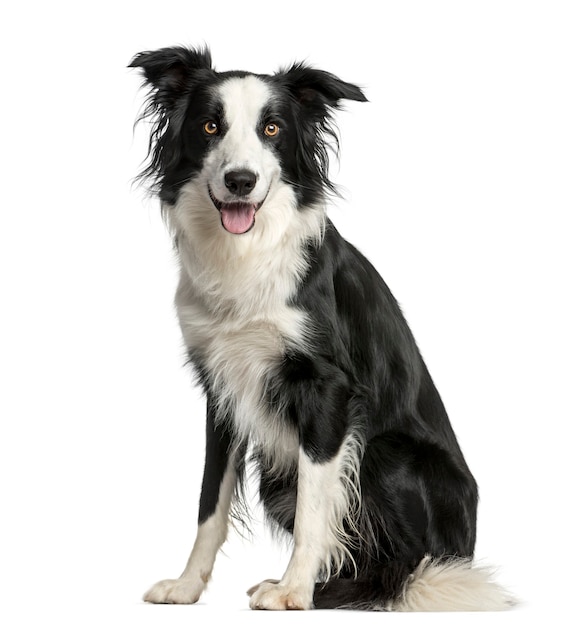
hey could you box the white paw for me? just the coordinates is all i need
[143,576,206,604]
[248,579,313,610]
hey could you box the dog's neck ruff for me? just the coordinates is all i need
[168,186,325,469]
[166,186,326,318]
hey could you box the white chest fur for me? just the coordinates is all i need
[170,195,325,468]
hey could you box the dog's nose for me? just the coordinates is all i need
[224,169,257,196]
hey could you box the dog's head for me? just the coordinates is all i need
[130,46,366,236]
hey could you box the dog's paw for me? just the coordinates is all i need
[248,579,313,610]
[143,577,205,604]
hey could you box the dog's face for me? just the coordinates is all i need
[130,47,366,237]
[197,75,285,234]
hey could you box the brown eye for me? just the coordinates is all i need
[204,121,218,135]
[264,123,279,137]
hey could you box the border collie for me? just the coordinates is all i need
[130,46,512,611]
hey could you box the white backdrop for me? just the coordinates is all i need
[1,1,560,624]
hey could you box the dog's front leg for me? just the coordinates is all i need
[143,401,237,604]
[249,443,352,610]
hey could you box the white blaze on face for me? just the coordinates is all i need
[205,76,281,210]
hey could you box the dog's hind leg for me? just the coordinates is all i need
[143,401,238,604]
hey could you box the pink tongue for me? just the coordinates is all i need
[220,204,256,234]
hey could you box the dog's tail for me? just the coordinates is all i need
[314,556,515,612]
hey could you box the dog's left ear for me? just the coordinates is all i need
[277,63,367,118]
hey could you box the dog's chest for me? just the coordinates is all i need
[175,257,306,463]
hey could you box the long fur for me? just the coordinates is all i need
[130,45,513,611]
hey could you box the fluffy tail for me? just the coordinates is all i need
[389,556,514,611]
[314,556,515,612]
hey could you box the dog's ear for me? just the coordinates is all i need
[129,46,213,109]
[277,63,367,118]
[273,63,367,201]
[129,46,213,194]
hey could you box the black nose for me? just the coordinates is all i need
[224,169,257,196]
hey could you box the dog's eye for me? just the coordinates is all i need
[264,123,280,137]
[204,121,219,135]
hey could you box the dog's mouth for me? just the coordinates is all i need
[208,187,265,235]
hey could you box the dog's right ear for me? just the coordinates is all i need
[129,46,214,194]
[129,46,213,109]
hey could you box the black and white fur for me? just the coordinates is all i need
[130,46,512,611]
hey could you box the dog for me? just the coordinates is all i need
[130,45,512,611]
